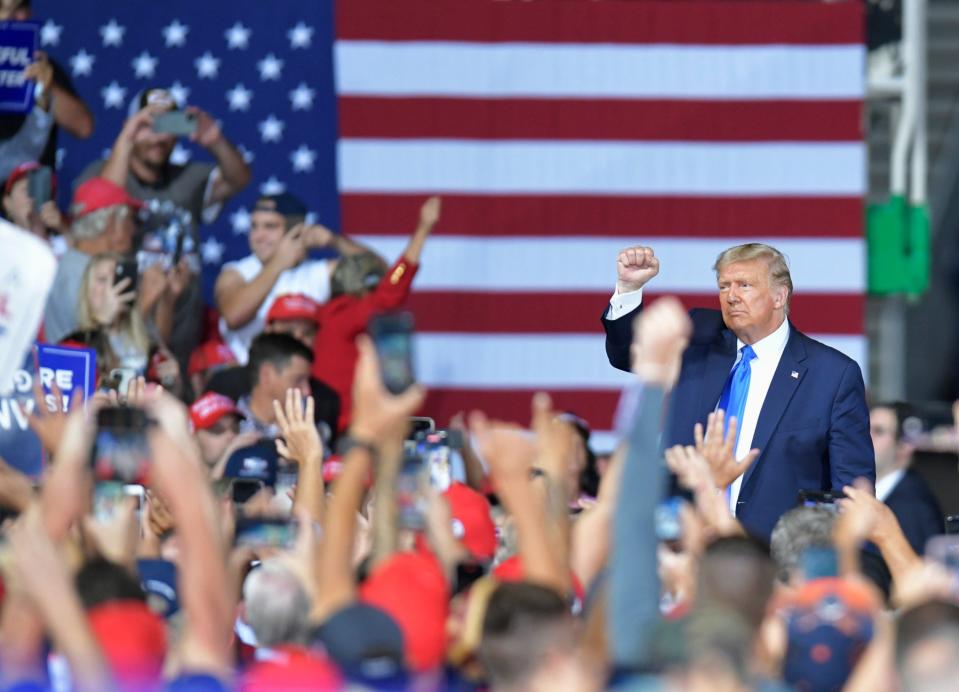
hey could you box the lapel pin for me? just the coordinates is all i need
[791,371,799,379]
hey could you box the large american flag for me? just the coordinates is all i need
[47,0,864,449]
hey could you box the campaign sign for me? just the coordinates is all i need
[0,344,96,478]
[0,22,36,113]
[35,343,97,405]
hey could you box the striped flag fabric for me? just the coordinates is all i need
[334,0,866,450]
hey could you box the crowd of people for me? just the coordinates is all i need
[0,1,956,691]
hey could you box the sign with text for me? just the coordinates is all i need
[0,344,96,478]
[0,22,36,113]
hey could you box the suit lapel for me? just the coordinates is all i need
[697,328,737,420]
[739,324,807,496]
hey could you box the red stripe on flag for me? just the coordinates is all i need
[339,98,862,142]
[342,194,863,238]
[406,292,863,335]
[422,388,621,433]
[337,0,863,45]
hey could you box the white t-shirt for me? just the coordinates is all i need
[218,254,332,363]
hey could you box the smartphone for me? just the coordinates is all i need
[945,515,959,535]
[654,497,684,543]
[153,110,197,137]
[396,448,427,531]
[114,258,139,293]
[416,430,453,492]
[800,546,839,580]
[108,368,138,397]
[797,489,844,511]
[234,517,298,550]
[124,484,145,515]
[407,416,435,441]
[26,166,51,207]
[926,535,959,572]
[93,481,126,523]
[91,407,152,484]
[230,479,265,504]
[368,312,415,395]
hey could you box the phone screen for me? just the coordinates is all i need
[91,407,152,484]
[234,517,297,549]
[654,497,684,542]
[926,535,959,572]
[369,312,415,395]
[231,479,265,504]
[396,449,427,531]
[800,546,839,579]
[27,166,51,207]
[417,431,452,492]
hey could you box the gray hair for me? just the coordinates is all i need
[242,560,313,648]
[770,506,836,584]
[713,243,793,312]
[70,204,129,241]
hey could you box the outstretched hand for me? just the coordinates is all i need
[693,410,760,488]
[616,245,660,294]
[274,389,321,465]
[630,295,691,388]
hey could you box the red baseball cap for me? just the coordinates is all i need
[188,340,238,376]
[266,293,320,324]
[240,645,341,691]
[359,551,450,672]
[87,600,167,683]
[71,177,143,218]
[445,482,497,561]
[189,392,243,432]
[4,161,57,198]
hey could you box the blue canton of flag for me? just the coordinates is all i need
[39,1,340,301]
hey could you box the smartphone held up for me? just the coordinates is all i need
[368,311,415,395]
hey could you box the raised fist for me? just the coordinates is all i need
[616,246,660,294]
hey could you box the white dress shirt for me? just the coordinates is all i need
[727,317,791,513]
[875,468,906,502]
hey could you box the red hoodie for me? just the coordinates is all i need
[312,257,419,432]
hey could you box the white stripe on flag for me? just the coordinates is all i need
[413,333,867,388]
[353,236,865,293]
[334,42,865,99]
[338,139,865,195]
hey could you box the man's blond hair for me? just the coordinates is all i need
[713,243,793,312]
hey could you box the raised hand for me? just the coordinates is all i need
[274,389,321,465]
[272,226,308,271]
[616,245,660,294]
[94,276,136,327]
[419,196,441,228]
[187,106,222,148]
[349,335,426,443]
[630,295,692,387]
[693,410,760,488]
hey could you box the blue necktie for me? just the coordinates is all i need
[717,344,757,450]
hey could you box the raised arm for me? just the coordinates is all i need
[402,196,440,264]
[100,108,155,187]
[188,106,251,204]
[603,245,660,371]
[215,228,306,330]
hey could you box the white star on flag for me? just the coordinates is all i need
[290,144,316,173]
[40,20,62,47]
[237,144,255,164]
[100,19,125,47]
[260,177,286,196]
[224,22,251,50]
[162,19,189,47]
[288,22,314,49]
[257,54,283,81]
[226,84,252,112]
[200,237,226,266]
[170,144,192,166]
[305,212,318,225]
[230,208,251,235]
[69,49,95,77]
[289,83,315,111]
[258,114,284,143]
[194,51,220,79]
[131,51,158,79]
[101,81,127,109]
[169,81,190,108]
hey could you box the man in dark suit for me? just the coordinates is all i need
[603,244,874,540]
[870,402,943,554]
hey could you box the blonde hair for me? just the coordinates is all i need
[76,253,150,359]
[713,243,793,312]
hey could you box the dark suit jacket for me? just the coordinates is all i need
[603,306,875,540]
[885,468,944,555]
